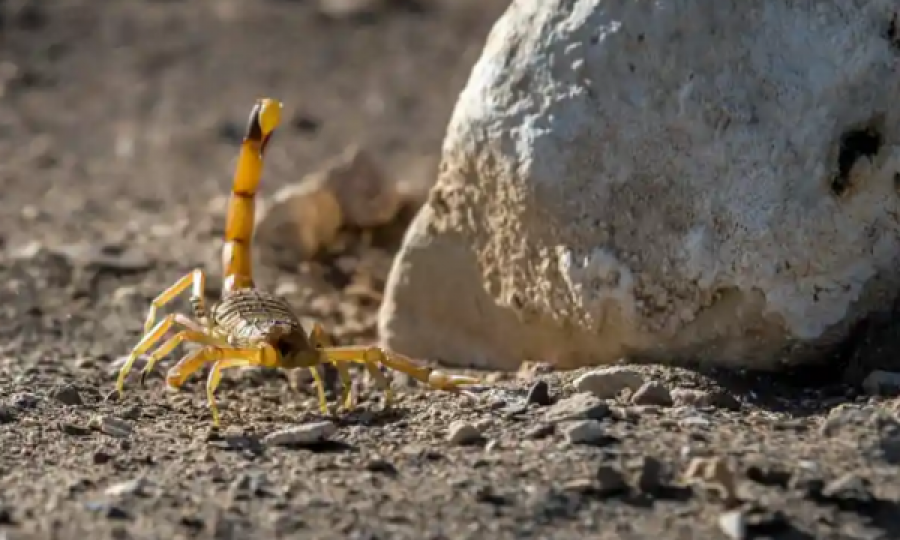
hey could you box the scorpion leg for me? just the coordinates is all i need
[116,313,191,396]
[320,346,481,407]
[140,320,231,386]
[167,344,277,427]
[309,323,354,410]
[308,366,331,416]
[141,269,208,335]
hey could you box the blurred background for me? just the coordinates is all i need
[0,0,511,357]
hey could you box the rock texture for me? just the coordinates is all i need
[380,0,900,371]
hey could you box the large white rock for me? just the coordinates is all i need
[379,0,900,371]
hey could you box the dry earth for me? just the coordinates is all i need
[1,1,900,539]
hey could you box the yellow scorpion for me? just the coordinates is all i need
[113,98,479,426]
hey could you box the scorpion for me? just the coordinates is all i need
[113,98,479,427]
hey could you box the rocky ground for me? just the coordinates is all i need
[1,1,900,539]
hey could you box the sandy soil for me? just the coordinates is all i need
[1,1,900,539]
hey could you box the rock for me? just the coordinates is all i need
[379,0,900,372]
[573,367,644,399]
[523,424,555,440]
[718,510,747,540]
[671,388,740,411]
[631,456,665,495]
[229,473,271,500]
[0,405,17,424]
[255,177,343,263]
[525,380,552,406]
[631,381,673,406]
[861,370,900,396]
[320,146,403,229]
[264,421,336,446]
[562,420,605,445]
[104,478,147,497]
[10,392,39,409]
[255,146,404,264]
[594,465,628,496]
[84,501,129,520]
[51,384,83,406]
[89,415,133,438]
[544,393,610,423]
[60,422,91,436]
[683,457,739,504]
[446,421,483,445]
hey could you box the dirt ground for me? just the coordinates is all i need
[1,1,900,539]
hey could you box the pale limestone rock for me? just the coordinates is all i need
[255,146,403,263]
[380,0,900,371]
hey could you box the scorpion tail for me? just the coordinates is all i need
[222,98,283,294]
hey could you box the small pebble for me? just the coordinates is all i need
[105,478,147,497]
[630,381,673,406]
[365,459,398,476]
[595,465,628,496]
[573,367,645,399]
[447,421,482,445]
[10,392,39,409]
[671,388,740,410]
[545,393,610,423]
[525,380,552,406]
[51,384,83,406]
[89,415,133,438]
[263,421,336,446]
[60,422,91,436]
[84,501,129,520]
[524,424,555,440]
[632,456,665,494]
[718,509,747,540]
[0,405,16,424]
[563,420,606,445]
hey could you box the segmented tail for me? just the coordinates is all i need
[222,98,283,294]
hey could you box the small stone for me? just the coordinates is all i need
[563,420,606,445]
[263,421,336,446]
[51,384,83,406]
[572,367,645,399]
[365,459,398,476]
[0,405,16,424]
[89,415,133,438]
[92,450,114,465]
[229,472,270,500]
[632,456,665,494]
[561,478,596,493]
[820,473,872,503]
[84,501,129,520]
[683,456,739,504]
[545,393,611,423]
[447,421,483,445]
[104,478,147,497]
[671,388,740,410]
[861,370,900,396]
[524,424,555,440]
[60,422,91,436]
[595,465,628,496]
[679,415,712,428]
[718,510,747,540]
[10,392,39,409]
[525,380,552,406]
[630,381,673,406]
